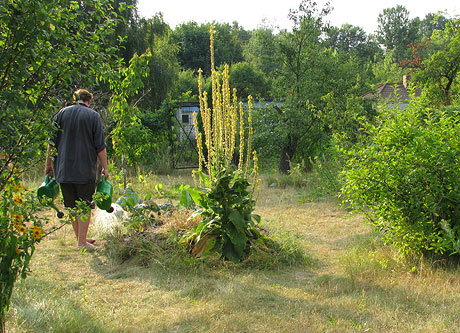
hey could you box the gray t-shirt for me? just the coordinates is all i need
[52,103,106,184]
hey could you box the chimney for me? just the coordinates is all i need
[403,74,411,88]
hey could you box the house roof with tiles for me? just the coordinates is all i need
[362,75,421,103]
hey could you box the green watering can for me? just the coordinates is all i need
[37,174,64,218]
[96,175,114,213]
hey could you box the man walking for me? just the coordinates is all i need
[46,89,109,249]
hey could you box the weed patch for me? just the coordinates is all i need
[102,206,311,271]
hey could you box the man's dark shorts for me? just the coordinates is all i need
[60,183,96,209]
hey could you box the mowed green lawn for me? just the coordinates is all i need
[6,173,460,332]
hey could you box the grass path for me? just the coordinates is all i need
[6,185,460,332]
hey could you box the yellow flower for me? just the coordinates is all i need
[12,213,24,221]
[31,226,43,240]
[18,225,28,234]
[16,247,21,255]
[12,194,24,205]
[13,221,22,231]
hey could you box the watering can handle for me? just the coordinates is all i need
[45,173,56,183]
[100,173,109,183]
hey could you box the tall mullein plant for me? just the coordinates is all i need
[194,26,259,185]
[185,26,262,262]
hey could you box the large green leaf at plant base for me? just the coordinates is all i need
[222,240,242,263]
[224,222,247,258]
[228,209,246,231]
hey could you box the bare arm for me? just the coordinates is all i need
[45,144,55,176]
[97,148,109,180]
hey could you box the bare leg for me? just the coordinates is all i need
[74,212,96,249]
[71,216,95,245]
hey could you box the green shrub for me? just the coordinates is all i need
[341,101,460,256]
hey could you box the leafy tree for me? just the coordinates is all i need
[265,0,376,173]
[138,100,175,164]
[0,0,119,330]
[142,29,180,110]
[399,14,454,73]
[414,19,460,106]
[271,0,335,173]
[213,22,245,67]
[325,24,382,63]
[110,0,144,64]
[140,12,171,51]
[399,40,430,72]
[243,24,280,76]
[229,62,271,99]
[172,69,200,101]
[171,21,245,75]
[129,15,180,163]
[113,13,179,113]
[375,5,421,61]
[170,21,210,73]
[418,12,450,38]
[230,21,252,48]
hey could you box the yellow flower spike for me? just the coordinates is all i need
[197,132,204,172]
[194,25,258,182]
[209,26,215,72]
[197,69,204,107]
[251,151,261,201]
[245,96,254,175]
[238,101,245,172]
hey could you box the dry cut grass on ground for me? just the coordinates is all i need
[6,172,460,332]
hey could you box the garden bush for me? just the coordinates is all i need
[341,100,460,256]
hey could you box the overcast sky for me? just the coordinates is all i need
[137,0,459,34]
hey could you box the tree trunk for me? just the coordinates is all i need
[279,134,299,174]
